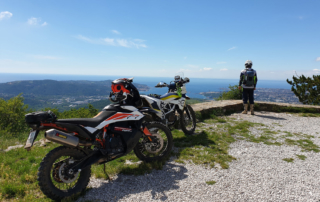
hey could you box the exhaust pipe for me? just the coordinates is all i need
[45,129,79,147]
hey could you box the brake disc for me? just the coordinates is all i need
[52,163,63,183]
[145,133,164,154]
[58,162,79,183]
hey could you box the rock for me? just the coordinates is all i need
[39,139,47,147]
[124,160,143,165]
[45,139,51,143]
[5,145,24,152]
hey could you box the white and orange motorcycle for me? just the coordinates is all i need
[24,78,172,201]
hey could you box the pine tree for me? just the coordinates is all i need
[286,74,320,105]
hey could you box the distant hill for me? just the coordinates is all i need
[0,80,150,96]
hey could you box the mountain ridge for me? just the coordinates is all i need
[0,79,150,96]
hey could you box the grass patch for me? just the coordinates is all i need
[203,115,227,124]
[1,110,318,201]
[206,180,216,185]
[296,154,307,160]
[298,113,320,117]
[272,106,319,114]
[283,158,294,163]
[0,140,167,201]
[285,138,320,153]
[172,129,236,169]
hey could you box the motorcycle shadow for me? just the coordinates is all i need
[78,162,188,201]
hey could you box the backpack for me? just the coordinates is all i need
[243,69,255,86]
[25,110,57,124]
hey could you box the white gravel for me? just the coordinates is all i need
[77,111,320,202]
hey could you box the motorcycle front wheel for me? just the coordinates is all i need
[179,104,196,135]
[37,146,91,201]
[134,122,173,162]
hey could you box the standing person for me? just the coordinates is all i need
[238,60,258,115]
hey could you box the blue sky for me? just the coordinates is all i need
[0,0,319,80]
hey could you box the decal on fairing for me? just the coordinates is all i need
[95,111,144,129]
[114,127,132,132]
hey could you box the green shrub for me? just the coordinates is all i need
[216,85,242,101]
[0,94,29,134]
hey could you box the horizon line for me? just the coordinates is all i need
[0,72,290,82]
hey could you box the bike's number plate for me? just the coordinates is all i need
[25,130,38,149]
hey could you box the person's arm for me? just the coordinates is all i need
[254,71,258,87]
[239,71,244,89]
[254,71,258,89]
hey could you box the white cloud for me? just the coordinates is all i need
[76,35,147,48]
[179,68,191,72]
[220,68,228,71]
[111,29,121,34]
[27,17,40,25]
[32,55,60,60]
[316,57,320,61]
[76,35,94,43]
[186,64,199,68]
[111,30,121,35]
[203,67,212,71]
[227,46,237,51]
[217,61,226,64]
[27,17,47,26]
[131,39,147,48]
[313,69,319,71]
[117,39,129,47]
[0,11,12,20]
[104,38,115,46]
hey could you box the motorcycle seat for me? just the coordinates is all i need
[56,110,117,128]
[148,94,161,99]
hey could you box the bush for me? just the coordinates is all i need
[215,85,242,101]
[0,94,29,134]
[0,95,100,136]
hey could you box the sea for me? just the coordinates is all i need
[0,73,292,99]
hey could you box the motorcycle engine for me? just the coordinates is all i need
[166,111,176,123]
[108,135,124,154]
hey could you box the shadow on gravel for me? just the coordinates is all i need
[254,114,286,120]
[78,162,188,202]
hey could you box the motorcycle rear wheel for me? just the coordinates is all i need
[134,122,173,162]
[37,146,91,201]
[179,104,196,135]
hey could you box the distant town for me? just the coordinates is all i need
[200,88,301,104]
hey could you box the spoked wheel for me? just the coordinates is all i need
[134,122,173,162]
[37,146,91,201]
[179,104,196,135]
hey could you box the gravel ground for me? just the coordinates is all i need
[77,111,320,202]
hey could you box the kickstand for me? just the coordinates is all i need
[103,164,112,181]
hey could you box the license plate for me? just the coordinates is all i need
[25,130,38,150]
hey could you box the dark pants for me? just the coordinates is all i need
[243,88,254,104]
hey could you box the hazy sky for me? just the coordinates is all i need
[0,0,319,80]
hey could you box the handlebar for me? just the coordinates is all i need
[155,84,168,88]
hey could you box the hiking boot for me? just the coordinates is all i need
[242,104,248,114]
[250,104,254,115]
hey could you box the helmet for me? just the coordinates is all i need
[245,60,252,68]
[110,78,131,102]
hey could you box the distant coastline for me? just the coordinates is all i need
[0,73,293,100]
